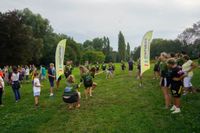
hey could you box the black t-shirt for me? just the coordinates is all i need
[48,68,55,81]
[169,66,184,86]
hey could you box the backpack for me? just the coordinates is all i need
[83,74,93,86]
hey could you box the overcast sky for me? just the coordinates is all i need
[0,0,200,50]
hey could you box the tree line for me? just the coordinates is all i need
[0,8,199,66]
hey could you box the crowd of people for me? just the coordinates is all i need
[153,52,199,114]
[0,53,199,112]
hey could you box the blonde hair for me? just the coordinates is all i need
[79,65,89,75]
[67,75,75,83]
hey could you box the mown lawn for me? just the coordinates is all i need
[0,64,200,133]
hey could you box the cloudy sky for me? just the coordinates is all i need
[0,0,200,50]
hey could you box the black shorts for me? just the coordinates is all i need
[58,76,62,81]
[84,82,93,89]
[63,92,78,103]
[171,84,182,98]
[161,77,171,87]
[154,65,160,72]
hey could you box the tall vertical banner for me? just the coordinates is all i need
[140,31,153,76]
[55,39,67,80]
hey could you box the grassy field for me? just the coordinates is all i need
[0,64,200,133]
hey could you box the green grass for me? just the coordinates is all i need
[0,64,200,133]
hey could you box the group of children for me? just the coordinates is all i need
[153,52,198,114]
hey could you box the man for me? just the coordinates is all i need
[48,63,55,96]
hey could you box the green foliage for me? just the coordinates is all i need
[82,50,105,63]
[118,31,126,61]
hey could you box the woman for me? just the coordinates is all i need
[159,52,171,109]
[11,66,21,102]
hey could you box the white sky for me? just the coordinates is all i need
[0,0,200,50]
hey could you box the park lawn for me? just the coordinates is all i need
[0,64,200,133]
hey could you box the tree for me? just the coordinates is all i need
[126,42,130,61]
[0,10,42,66]
[82,51,105,64]
[118,31,126,62]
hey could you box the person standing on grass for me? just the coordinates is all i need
[159,52,171,109]
[25,65,30,81]
[79,66,93,99]
[128,59,134,76]
[33,72,42,107]
[182,55,197,95]
[64,61,73,79]
[121,60,126,71]
[167,58,185,114]
[11,66,21,102]
[41,66,46,80]
[48,63,55,96]
[0,74,5,107]
[101,62,107,72]
[198,54,200,68]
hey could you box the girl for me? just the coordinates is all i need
[182,55,196,95]
[79,66,93,99]
[167,58,185,114]
[33,72,42,107]
[11,66,21,102]
[63,75,80,109]
[159,52,171,109]
[0,75,4,106]
[153,56,160,80]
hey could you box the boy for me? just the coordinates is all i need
[33,73,42,107]
[167,58,185,114]
[48,63,55,96]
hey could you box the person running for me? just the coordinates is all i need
[79,66,93,99]
[0,75,4,107]
[182,55,197,95]
[101,62,107,72]
[33,72,42,107]
[153,56,160,80]
[159,52,171,109]
[167,58,185,114]
[48,63,55,96]
[128,59,134,76]
[63,75,81,109]
[11,66,21,102]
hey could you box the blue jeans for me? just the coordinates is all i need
[12,81,21,101]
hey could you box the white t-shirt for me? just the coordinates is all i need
[0,77,4,88]
[182,60,193,77]
[33,78,41,93]
[12,73,19,81]
[25,68,30,75]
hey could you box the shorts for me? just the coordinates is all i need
[63,92,79,103]
[49,80,54,87]
[161,77,171,87]
[84,82,93,88]
[154,65,160,72]
[57,76,62,81]
[171,84,182,98]
[183,76,193,88]
[34,91,40,97]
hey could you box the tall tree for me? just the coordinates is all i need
[126,42,131,60]
[118,31,126,61]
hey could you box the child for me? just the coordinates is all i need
[63,75,80,109]
[33,72,42,107]
[121,60,126,71]
[159,53,171,109]
[153,56,160,80]
[79,66,93,99]
[167,58,185,114]
[102,62,107,72]
[182,55,196,95]
[0,75,5,107]
[106,62,114,79]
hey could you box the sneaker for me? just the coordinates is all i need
[170,105,176,111]
[49,93,54,96]
[172,108,181,114]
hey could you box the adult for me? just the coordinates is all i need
[48,63,55,96]
[182,55,196,95]
[11,66,21,102]
[128,59,134,76]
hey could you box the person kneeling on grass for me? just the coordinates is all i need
[33,72,43,107]
[63,75,80,109]
[167,58,185,114]
[79,66,94,99]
